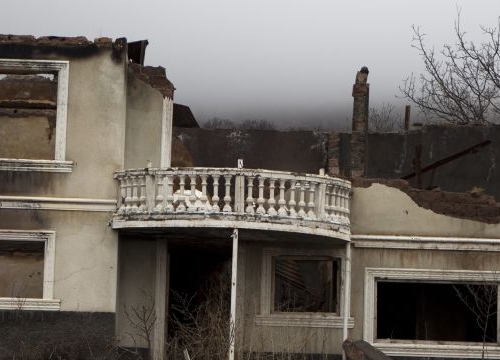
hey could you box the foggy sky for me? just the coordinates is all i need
[3,0,500,130]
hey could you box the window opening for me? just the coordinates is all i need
[0,72,58,160]
[273,256,338,313]
[0,240,44,298]
[377,281,498,342]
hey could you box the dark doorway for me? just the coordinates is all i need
[167,244,232,358]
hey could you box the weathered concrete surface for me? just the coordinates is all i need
[125,68,164,168]
[365,125,500,200]
[353,178,500,224]
[0,209,118,312]
[351,183,500,237]
[174,127,329,173]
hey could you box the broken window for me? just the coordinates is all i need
[0,240,44,298]
[273,256,338,313]
[0,231,59,310]
[0,73,57,160]
[0,59,70,171]
[377,281,498,343]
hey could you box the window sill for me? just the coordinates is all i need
[0,159,74,172]
[373,341,500,358]
[0,297,61,311]
[255,314,354,328]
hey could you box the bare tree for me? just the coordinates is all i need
[453,283,498,359]
[401,14,500,125]
[369,103,404,132]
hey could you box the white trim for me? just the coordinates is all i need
[353,235,500,251]
[0,298,61,311]
[255,314,354,328]
[0,196,116,212]
[152,240,167,360]
[229,229,239,360]
[0,230,60,311]
[0,59,70,170]
[257,247,347,328]
[0,159,73,172]
[113,217,350,242]
[160,97,173,168]
[363,267,500,358]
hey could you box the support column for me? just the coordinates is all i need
[161,97,174,168]
[153,240,168,360]
[342,242,352,360]
[229,228,239,360]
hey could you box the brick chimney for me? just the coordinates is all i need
[350,66,369,177]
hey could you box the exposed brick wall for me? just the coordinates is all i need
[129,63,175,99]
[328,132,340,176]
[0,34,114,48]
[353,178,500,224]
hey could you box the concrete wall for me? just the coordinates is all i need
[175,128,329,173]
[115,237,156,348]
[124,70,164,169]
[0,43,128,317]
[0,47,128,199]
[351,183,500,237]
[0,209,118,312]
[237,241,346,357]
[349,246,500,341]
[365,125,500,200]
[349,183,500,343]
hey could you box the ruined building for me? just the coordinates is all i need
[1,35,500,360]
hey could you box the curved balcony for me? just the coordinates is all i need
[112,167,351,240]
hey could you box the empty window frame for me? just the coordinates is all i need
[273,256,338,313]
[257,248,347,328]
[0,59,71,171]
[364,268,500,357]
[377,282,497,343]
[0,230,59,310]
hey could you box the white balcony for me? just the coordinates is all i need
[112,167,351,240]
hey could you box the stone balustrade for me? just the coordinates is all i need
[113,167,351,235]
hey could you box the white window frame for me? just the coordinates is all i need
[364,267,500,358]
[255,247,353,328]
[0,230,60,310]
[0,59,73,172]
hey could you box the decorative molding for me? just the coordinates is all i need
[0,196,116,212]
[373,342,500,359]
[0,159,74,172]
[255,314,354,328]
[112,217,350,241]
[0,298,61,311]
[0,59,69,164]
[0,230,56,302]
[363,267,500,358]
[352,235,500,252]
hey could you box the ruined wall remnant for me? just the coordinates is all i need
[350,67,370,178]
[129,63,175,99]
[353,178,500,224]
[174,127,328,173]
[365,125,500,200]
